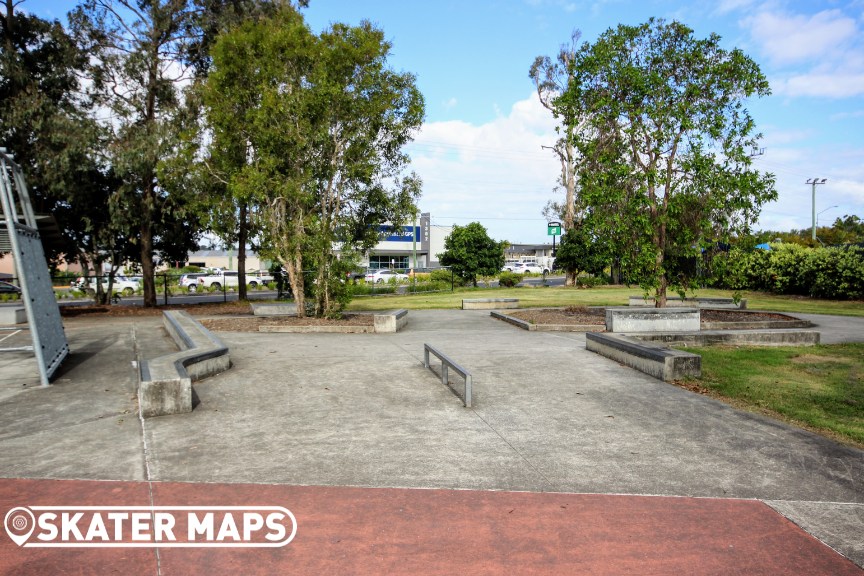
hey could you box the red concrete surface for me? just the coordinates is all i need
[0,478,860,576]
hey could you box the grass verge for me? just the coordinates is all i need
[681,343,864,448]
[344,284,864,316]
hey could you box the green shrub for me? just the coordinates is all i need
[718,244,864,299]
[576,275,605,288]
[429,268,464,287]
[498,271,521,287]
[405,281,451,294]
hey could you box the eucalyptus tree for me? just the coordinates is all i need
[558,19,776,306]
[529,30,586,286]
[69,0,204,306]
[201,7,423,317]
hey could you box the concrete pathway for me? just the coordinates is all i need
[0,310,861,574]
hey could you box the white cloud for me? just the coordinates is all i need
[741,9,857,66]
[442,97,458,110]
[773,73,864,98]
[736,5,864,98]
[408,93,562,244]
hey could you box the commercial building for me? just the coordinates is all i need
[186,212,452,272]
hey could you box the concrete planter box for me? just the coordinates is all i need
[0,307,26,324]
[605,307,700,333]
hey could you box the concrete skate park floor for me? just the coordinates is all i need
[0,310,862,574]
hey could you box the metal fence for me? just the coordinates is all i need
[0,267,457,307]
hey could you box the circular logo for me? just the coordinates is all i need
[4,507,35,546]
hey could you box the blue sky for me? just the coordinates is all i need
[24,0,864,244]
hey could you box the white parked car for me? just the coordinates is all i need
[76,275,140,296]
[195,270,268,291]
[364,269,409,283]
[512,262,544,274]
[501,260,519,272]
[178,273,207,290]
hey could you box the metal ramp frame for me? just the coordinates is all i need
[0,148,69,386]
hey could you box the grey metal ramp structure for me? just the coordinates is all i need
[0,148,69,385]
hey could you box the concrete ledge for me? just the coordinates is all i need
[606,307,700,333]
[251,302,297,316]
[0,306,26,325]
[258,310,408,334]
[260,324,375,334]
[374,309,408,333]
[586,332,701,382]
[139,310,230,418]
[634,329,821,347]
[629,296,747,309]
[700,311,811,330]
[491,311,604,332]
[463,298,519,310]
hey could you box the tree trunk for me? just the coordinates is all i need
[140,217,156,307]
[285,249,304,318]
[654,221,667,308]
[237,203,248,300]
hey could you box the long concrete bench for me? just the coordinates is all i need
[586,332,701,382]
[139,310,230,417]
[634,329,820,347]
[463,298,518,310]
[629,296,747,309]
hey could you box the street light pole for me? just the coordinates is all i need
[816,205,838,227]
[805,178,827,241]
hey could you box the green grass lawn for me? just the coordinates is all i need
[683,344,864,448]
[346,283,864,316]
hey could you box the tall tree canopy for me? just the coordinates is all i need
[557,19,776,305]
[201,6,423,317]
[70,0,204,306]
[1,0,134,293]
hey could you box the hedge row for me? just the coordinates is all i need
[716,244,864,299]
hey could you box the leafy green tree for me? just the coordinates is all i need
[553,220,608,283]
[70,0,206,306]
[200,7,423,317]
[439,222,505,287]
[0,0,141,304]
[557,19,776,306]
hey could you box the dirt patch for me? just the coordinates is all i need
[508,306,605,326]
[201,314,374,332]
[699,309,792,322]
[790,354,845,365]
[60,302,253,318]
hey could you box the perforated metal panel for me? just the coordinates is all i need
[0,149,69,385]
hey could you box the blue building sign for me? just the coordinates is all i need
[377,225,419,242]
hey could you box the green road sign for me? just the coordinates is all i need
[547,223,561,236]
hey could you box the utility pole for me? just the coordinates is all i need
[805,178,827,241]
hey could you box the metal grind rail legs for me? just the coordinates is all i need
[423,344,473,408]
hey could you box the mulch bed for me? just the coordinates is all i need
[507,306,797,327]
[201,314,373,332]
[60,302,253,317]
